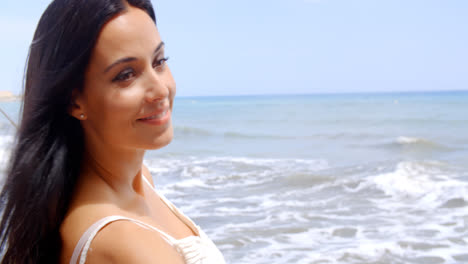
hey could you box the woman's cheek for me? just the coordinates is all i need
[108,86,145,114]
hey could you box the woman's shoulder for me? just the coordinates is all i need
[60,167,165,263]
[60,176,119,261]
[59,203,117,263]
[60,206,185,264]
[72,218,185,264]
[60,167,178,263]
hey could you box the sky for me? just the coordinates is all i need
[1,0,467,97]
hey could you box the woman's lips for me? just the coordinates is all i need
[137,108,171,125]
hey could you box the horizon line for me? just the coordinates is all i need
[176,89,468,98]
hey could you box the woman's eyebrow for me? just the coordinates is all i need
[104,57,137,73]
[103,41,165,73]
[153,41,165,55]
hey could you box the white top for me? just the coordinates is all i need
[69,177,226,264]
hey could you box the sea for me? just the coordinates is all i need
[0,91,467,264]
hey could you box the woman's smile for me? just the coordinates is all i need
[137,107,171,126]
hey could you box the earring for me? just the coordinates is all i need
[80,114,85,119]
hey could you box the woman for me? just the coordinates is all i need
[0,0,226,263]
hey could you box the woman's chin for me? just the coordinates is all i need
[145,127,174,150]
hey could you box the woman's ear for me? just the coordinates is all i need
[69,90,87,120]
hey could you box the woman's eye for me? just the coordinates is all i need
[153,57,169,71]
[113,68,136,82]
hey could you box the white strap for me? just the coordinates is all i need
[69,215,177,264]
[141,175,200,236]
[70,175,189,264]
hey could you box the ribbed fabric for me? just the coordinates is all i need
[69,177,226,264]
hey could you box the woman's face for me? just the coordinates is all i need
[73,6,176,151]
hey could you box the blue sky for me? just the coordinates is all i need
[1,0,467,96]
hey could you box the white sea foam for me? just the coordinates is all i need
[373,161,443,197]
[144,148,468,263]
[370,161,468,208]
[168,158,467,264]
[396,136,428,145]
[0,135,14,170]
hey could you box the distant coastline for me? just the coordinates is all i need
[176,89,468,99]
[0,91,21,102]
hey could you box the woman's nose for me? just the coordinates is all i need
[144,66,169,103]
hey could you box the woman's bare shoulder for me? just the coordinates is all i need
[61,204,184,264]
[81,220,185,264]
[61,166,157,263]
[60,203,118,263]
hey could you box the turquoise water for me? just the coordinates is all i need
[161,91,468,166]
[1,91,467,263]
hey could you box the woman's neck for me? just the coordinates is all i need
[81,138,147,196]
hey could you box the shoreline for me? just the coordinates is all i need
[0,91,22,102]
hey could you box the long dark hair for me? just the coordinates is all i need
[0,0,156,263]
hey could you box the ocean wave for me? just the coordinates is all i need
[306,132,387,141]
[0,134,14,147]
[0,135,14,168]
[173,126,213,137]
[222,131,292,140]
[376,136,452,153]
[149,157,468,264]
[176,126,393,141]
[368,161,468,208]
[394,136,452,149]
[396,136,430,145]
[144,156,329,191]
[174,125,294,140]
[222,131,386,141]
